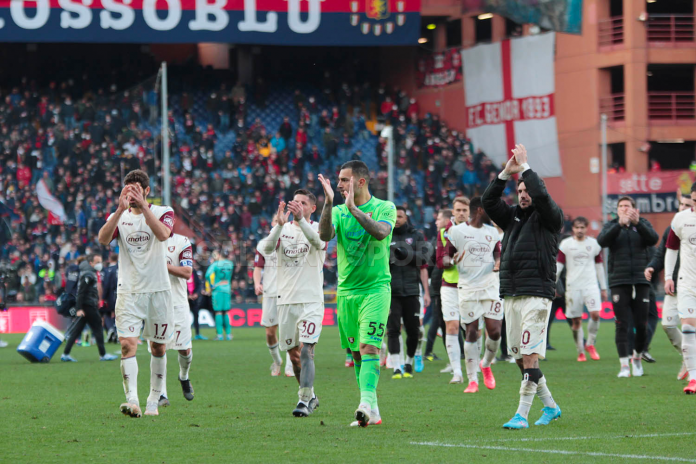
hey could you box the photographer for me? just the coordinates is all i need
[60,254,117,362]
[387,206,431,378]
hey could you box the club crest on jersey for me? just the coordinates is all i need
[485,235,492,242]
[690,309,695,314]
[182,249,193,259]
[405,238,413,245]
[613,294,620,303]
[367,212,373,218]
[162,216,174,227]
[168,246,175,253]
[586,246,591,251]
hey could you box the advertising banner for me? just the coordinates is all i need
[0,0,420,45]
[416,48,463,89]
[606,170,694,214]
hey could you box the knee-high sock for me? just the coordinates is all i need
[222,312,230,336]
[268,343,282,365]
[464,341,479,383]
[516,379,536,420]
[477,336,483,358]
[536,375,557,409]
[573,327,585,355]
[587,319,600,346]
[415,325,425,357]
[121,356,139,405]
[359,354,380,407]
[445,334,462,377]
[398,335,404,367]
[482,337,500,368]
[179,351,192,381]
[285,352,294,375]
[664,326,683,353]
[389,353,401,372]
[682,325,696,381]
[148,354,167,403]
[214,313,223,336]
[353,359,362,386]
[299,345,316,404]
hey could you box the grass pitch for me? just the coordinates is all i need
[1,323,694,464]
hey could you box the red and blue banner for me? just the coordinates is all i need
[607,170,695,214]
[0,0,420,45]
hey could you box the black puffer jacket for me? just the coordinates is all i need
[597,217,659,288]
[482,168,564,300]
[648,225,680,284]
[76,260,100,312]
[390,223,429,297]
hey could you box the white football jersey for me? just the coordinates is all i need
[275,221,326,305]
[255,245,278,297]
[165,234,193,307]
[557,236,602,291]
[668,208,696,287]
[110,204,174,294]
[446,222,501,292]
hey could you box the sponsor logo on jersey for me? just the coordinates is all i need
[126,231,151,246]
[284,244,310,257]
[573,252,590,263]
[468,243,490,256]
[121,222,133,226]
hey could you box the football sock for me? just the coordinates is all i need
[148,354,166,404]
[415,326,425,357]
[620,356,630,368]
[445,334,462,377]
[482,337,500,368]
[682,325,696,381]
[353,359,362,386]
[359,354,380,407]
[298,387,312,405]
[268,343,282,365]
[346,352,353,362]
[214,313,223,337]
[398,335,404,367]
[222,312,230,336]
[179,352,192,381]
[664,326,683,353]
[286,352,293,373]
[464,341,478,383]
[405,356,414,367]
[389,354,401,372]
[477,336,483,358]
[516,368,541,419]
[536,375,557,409]
[587,318,600,346]
[121,356,139,405]
[573,327,584,355]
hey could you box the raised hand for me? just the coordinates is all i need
[287,201,303,221]
[118,186,131,211]
[628,208,640,225]
[318,174,334,204]
[127,184,147,209]
[512,143,528,165]
[345,177,356,210]
[276,201,289,227]
[503,149,524,176]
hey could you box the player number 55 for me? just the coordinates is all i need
[367,322,385,337]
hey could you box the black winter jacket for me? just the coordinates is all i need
[389,223,429,298]
[101,263,118,313]
[482,168,564,300]
[648,225,680,284]
[428,236,443,297]
[76,260,100,313]
[597,217,659,288]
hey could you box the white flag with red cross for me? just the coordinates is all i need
[461,32,562,178]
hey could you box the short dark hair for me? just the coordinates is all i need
[109,253,118,263]
[396,206,407,213]
[691,182,696,193]
[124,169,150,190]
[438,209,453,219]
[88,253,100,264]
[617,196,636,208]
[294,189,316,205]
[340,160,370,182]
[469,196,482,212]
[573,216,589,227]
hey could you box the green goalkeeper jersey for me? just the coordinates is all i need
[331,196,396,296]
[206,259,234,294]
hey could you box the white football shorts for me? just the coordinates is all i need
[505,296,552,360]
[440,286,460,322]
[261,294,279,327]
[565,287,602,319]
[677,286,696,320]
[115,290,173,344]
[278,302,324,351]
[167,304,192,350]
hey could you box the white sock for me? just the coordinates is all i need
[682,325,696,381]
[587,318,600,346]
[405,356,414,366]
[390,353,401,372]
[179,352,192,381]
[573,327,584,355]
[285,352,293,373]
[664,326,683,353]
[445,334,462,377]
[464,341,478,383]
[477,336,483,357]
[148,354,167,403]
[516,379,537,419]
[398,335,404,367]
[121,356,139,405]
[536,376,557,409]
[268,343,282,365]
[415,326,425,357]
[482,337,500,368]
[620,356,630,368]
[298,387,312,405]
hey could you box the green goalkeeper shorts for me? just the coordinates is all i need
[212,291,231,312]
[337,292,391,352]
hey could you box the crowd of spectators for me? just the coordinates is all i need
[0,68,513,304]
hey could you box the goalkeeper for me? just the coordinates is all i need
[206,250,234,341]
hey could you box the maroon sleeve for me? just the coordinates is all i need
[557,250,566,264]
[159,210,175,237]
[254,251,266,268]
[179,246,193,262]
[666,229,681,250]
[594,252,603,263]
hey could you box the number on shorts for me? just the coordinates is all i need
[491,301,502,313]
[154,323,169,338]
[301,322,316,335]
[175,331,181,343]
[522,330,530,345]
[367,322,385,337]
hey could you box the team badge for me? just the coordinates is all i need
[613,294,620,303]
[587,246,591,251]
[168,246,175,252]
[485,235,492,242]
[385,22,394,34]
[286,339,292,345]
[366,0,389,20]
[512,347,518,354]
[163,216,174,227]
[468,312,474,318]
[348,337,355,344]
[450,312,456,317]
[405,238,413,245]
[351,14,359,25]
[690,309,695,314]
[367,212,373,218]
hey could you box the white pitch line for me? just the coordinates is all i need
[411,442,696,463]
[476,432,696,443]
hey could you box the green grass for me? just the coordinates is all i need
[1,323,694,464]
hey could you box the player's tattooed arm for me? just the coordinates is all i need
[318,201,335,242]
[348,207,391,241]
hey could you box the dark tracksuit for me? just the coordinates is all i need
[101,262,118,333]
[64,261,107,357]
[189,269,203,336]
